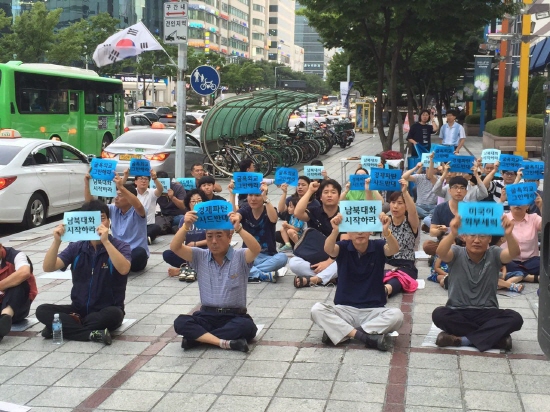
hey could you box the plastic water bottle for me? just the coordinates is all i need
[52,313,63,344]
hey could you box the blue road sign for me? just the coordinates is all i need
[190,65,220,96]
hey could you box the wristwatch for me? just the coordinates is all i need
[263,198,270,204]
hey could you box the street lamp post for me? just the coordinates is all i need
[274,66,279,89]
[516,0,533,158]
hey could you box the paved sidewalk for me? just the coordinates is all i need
[0,132,548,412]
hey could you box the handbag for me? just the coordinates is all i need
[155,214,174,235]
[293,227,329,265]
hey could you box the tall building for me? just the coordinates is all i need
[294,1,330,78]
[267,0,294,65]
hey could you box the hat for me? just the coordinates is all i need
[197,175,216,187]
[448,176,468,187]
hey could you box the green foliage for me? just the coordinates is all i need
[485,117,543,137]
[528,92,545,115]
[528,75,546,98]
[464,114,480,125]
[529,113,545,119]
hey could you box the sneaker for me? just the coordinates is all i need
[363,333,391,351]
[0,314,12,338]
[494,335,513,351]
[248,277,262,283]
[90,328,112,345]
[443,275,449,290]
[321,331,336,346]
[229,338,249,352]
[435,331,461,347]
[279,244,293,253]
[41,326,53,339]
[181,337,200,350]
[421,223,430,233]
[147,236,152,245]
[261,271,278,283]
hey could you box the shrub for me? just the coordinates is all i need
[529,114,545,119]
[485,116,543,137]
[464,114,480,124]
[528,92,546,115]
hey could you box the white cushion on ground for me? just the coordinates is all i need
[39,270,72,280]
[421,322,500,353]
[10,317,39,332]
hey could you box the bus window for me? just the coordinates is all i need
[48,91,68,114]
[69,92,79,111]
[98,94,114,114]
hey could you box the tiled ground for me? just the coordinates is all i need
[0,131,548,412]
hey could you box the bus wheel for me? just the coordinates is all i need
[101,134,113,151]
[24,193,47,228]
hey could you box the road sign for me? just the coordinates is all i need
[190,65,220,96]
[164,2,188,44]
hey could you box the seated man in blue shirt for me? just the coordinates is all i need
[85,173,149,272]
[311,212,404,351]
[37,200,132,345]
[171,210,261,352]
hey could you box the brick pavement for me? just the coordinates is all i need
[0,131,548,412]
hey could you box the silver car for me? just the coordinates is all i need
[123,113,152,132]
[102,129,205,178]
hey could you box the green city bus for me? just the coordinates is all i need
[0,61,124,156]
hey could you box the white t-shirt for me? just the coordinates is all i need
[137,189,160,225]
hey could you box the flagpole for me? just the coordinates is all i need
[135,55,140,110]
[175,42,187,178]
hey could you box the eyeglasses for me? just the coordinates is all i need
[189,199,201,204]
[450,185,466,191]
[503,172,516,176]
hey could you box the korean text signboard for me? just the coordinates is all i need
[233,172,263,194]
[275,168,299,186]
[194,200,233,230]
[458,203,504,236]
[369,168,402,191]
[62,211,101,242]
[339,201,382,232]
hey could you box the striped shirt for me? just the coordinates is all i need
[413,174,437,205]
[189,247,252,308]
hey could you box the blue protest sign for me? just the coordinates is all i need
[360,156,381,172]
[339,201,383,232]
[522,161,544,180]
[449,155,475,174]
[275,167,299,186]
[89,179,117,198]
[421,153,439,168]
[349,174,369,190]
[190,65,220,96]
[458,202,504,236]
[90,158,117,180]
[194,200,233,230]
[304,166,324,180]
[481,149,501,165]
[176,177,197,190]
[149,178,170,193]
[233,172,263,194]
[499,154,523,171]
[432,145,454,162]
[129,159,151,176]
[506,182,538,206]
[369,168,402,191]
[62,211,101,242]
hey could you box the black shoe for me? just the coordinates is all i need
[41,326,53,339]
[363,333,391,351]
[0,314,12,338]
[494,335,513,351]
[443,275,449,290]
[421,223,430,233]
[321,331,336,346]
[428,256,435,267]
[90,328,112,345]
[229,338,249,352]
[181,337,200,350]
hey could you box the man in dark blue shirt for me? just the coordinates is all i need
[311,212,404,351]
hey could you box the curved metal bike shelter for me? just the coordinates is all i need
[200,89,319,175]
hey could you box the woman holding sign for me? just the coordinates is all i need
[383,179,420,298]
[407,109,438,157]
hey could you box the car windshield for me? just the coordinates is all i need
[115,132,172,146]
[0,146,23,165]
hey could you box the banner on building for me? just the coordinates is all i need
[340,81,353,109]
[474,56,492,100]
[463,72,475,102]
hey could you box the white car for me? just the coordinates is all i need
[124,113,153,132]
[0,131,90,228]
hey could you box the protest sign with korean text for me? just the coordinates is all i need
[481,149,501,165]
[432,145,454,162]
[149,178,170,193]
[368,168,402,191]
[458,202,504,236]
[90,158,117,180]
[349,174,369,190]
[233,172,263,194]
[176,177,197,190]
[129,159,151,176]
[89,179,117,197]
[421,153,440,168]
[275,167,299,186]
[506,182,538,206]
[361,156,381,172]
[449,155,475,174]
[499,154,523,171]
[521,161,544,180]
[339,201,383,232]
[62,211,101,242]
[194,200,233,230]
[304,165,324,180]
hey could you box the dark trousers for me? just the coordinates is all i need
[506,256,540,277]
[131,247,148,272]
[174,310,257,341]
[147,224,162,243]
[163,250,185,268]
[1,282,31,323]
[35,304,124,341]
[275,231,296,247]
[432,306,523,352]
